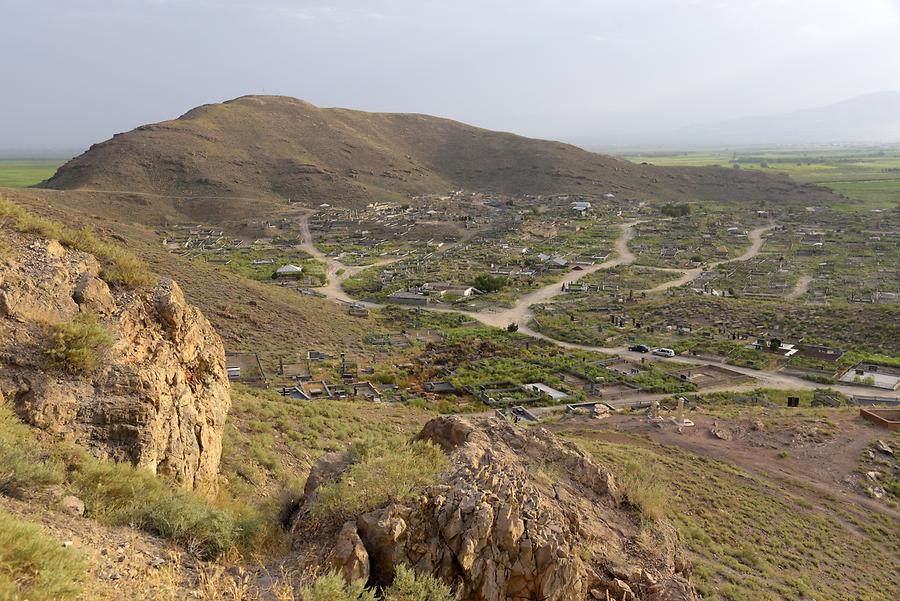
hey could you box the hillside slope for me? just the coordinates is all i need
[40,95,836,208]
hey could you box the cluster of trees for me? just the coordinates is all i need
[660,203,692,217]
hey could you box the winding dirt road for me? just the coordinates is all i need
[642,224,775,293]
[299,214,896,399]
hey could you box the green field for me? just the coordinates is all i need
[0,159,65,187]
[622,147,900,210]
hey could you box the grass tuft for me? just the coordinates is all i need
[312,440,447,522]
[0,508,88,601]
[0,403,65,497]
[46,312,114,373]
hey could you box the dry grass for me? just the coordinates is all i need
[573,434,900,601]
[0,195,153,288]
[311,440,447,522]
[0,508,88,601]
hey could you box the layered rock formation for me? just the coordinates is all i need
[293,416,697,601]
[0,233,230,493]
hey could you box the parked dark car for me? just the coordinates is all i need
[628,344,650,353]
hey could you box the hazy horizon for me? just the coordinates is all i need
[3,0,900,152]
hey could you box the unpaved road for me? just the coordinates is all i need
[300,215,897,400]
[642,224,775,293]
[787,275,813,300]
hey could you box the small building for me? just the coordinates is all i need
[386,291,432,307]
[839,363,900,390]
[275,264,303,278]
[424,283,478,297]
[571,201,592,214]
[523,382,570,401]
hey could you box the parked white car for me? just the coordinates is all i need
[652,348,676,358]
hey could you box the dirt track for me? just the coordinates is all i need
[301,215,898,400]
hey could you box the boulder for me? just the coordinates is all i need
[875,440,894,456]
[0,232,230,494]
[73,271,117,315]
[330,521,370,583]
[58,495,85,517]
[294,416,697,601]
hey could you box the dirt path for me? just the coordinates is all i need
[641,223,776,293]
[457,221,640,328]
[787,275,813,300]
[300,215,896,399]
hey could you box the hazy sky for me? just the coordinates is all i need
[2,0,900,151]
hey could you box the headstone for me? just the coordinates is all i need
[671,397,694,427]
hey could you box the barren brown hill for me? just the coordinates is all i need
[41,95,837,208]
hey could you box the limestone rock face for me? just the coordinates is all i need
[293,416,697,601]
[0,232,230,494]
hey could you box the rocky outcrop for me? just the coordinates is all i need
[293,416,697,601]
[0,233,230,494]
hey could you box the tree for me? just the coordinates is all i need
[768,338,782,351]
[507,322,519,333]
[472,273,507,293]
[660,203,692,217]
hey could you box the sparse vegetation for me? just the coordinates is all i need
[0,196,153,287]
[46,312,114,372]
[573,433,899,601]
[297,565,453,601]
[68,455,259,559]
[0,403,65,497]
[0,508,88,601]
[312,439,447,521]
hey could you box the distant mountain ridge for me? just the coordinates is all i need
[40,95,835,208]
[672,91,900,147]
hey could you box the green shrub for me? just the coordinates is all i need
[0,403,64,497]
[312,440,447,521]
[46,312,113,372]
[472,273,506,293]
[297,565,453,601]
[71,458,240,559]
[0,508,88,600]
[298,572,376,601]
[384,564,454,600]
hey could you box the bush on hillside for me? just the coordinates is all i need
[312,440,447,521]
[0,196,153,288]
[46,312,114,373]
[68,456,261,559]
[616,458,669,521]
[298,565,453,601]
[0,508,88,601]
[0,403,65,497]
